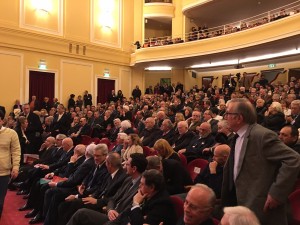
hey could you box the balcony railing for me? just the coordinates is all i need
[141,0,299,48]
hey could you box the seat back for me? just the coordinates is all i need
[99,138,111,147]
[143,146,158,157]
[81,135,92,145]
[187,158,209,182]
[91,137,101,144]
[289,189,300,225]
[170,195,184,221]
[178,153,188,169]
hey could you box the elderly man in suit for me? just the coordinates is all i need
[66,153,148,225]
[222,98,300,225]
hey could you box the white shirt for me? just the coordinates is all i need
[234,124,249,180]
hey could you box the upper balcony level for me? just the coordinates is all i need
[132,1,300,70]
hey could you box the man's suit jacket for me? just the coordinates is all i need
[161,129,175,145]
[57,157,95,188]
[222,124,300,225]
[49,148,74,173]
[185,134,215,159]
[106,176,141,213]
[140,127,161,147]
[188,120,201,133]
[94,168,128,208]
[51,113,71,136]
[173,131,196,152]
[126,189,176,225]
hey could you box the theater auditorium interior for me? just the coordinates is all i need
[0,0,300,225]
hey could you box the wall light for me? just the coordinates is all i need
[38,59,47,70]
[98,0,114,28]
[31,0,53,13]
[145,66,172,71]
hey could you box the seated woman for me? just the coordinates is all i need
[263,101,285,133]
[121,134,143,161]
[153,139,180,161]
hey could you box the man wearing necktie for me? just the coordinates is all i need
[66,153,148,225]
[222,98,300,225]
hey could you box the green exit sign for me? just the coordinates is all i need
[268,64,276,68]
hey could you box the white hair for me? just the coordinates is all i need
[86,143,96,157]
[223,206,260,225]
[120,120,131,130]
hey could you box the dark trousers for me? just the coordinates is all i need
[0,175,10,218]
[66,208,109,225]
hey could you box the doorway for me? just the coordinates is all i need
[97,78,115,104]
[29,70,55,104]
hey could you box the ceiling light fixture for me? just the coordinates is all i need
[145,66,172,71]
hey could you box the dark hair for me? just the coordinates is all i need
[142,169,165,192]
[284,125,299,138]
[70,94,75,98]
[211,107,219,115]
[130,153,148,174]
[0,110,4,120]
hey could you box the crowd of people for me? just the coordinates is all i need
[0,73,300,225]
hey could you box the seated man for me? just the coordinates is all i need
[160,119,175,145]
[177,184,216,225]
[147,156,193,195]
[279,125,300,154]
[220,206,260,225]
[69,117,91,145]
[57,152,127,225]
[173,121,196,152]
[178,122,215,161]
[118,169,176,225]
[139,117,161,147]
[194,144,230,198]
[66,153,147,225]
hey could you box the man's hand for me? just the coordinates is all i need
[82,197,97,205]
[65,195,76,201]
[263,194,281,212]
[11,169,19,179]
[39,164,50,170]
[209,161,218,174]
[178,149,186,154]
[70,154,78,163]
[78,184,85,195]
[48,181,57,188]
[45,173,54,179]
[107,210,119,221]
[133,189,147,205]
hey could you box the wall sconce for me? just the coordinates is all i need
[98,0,114,28]
[103,69,110,77]
[32,0,53,13]
[38,59,47,70]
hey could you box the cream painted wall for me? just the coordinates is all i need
[172,0,184,39]
[61,60,93,106]
[0,51,23,113]
[0,0,19,27]
[65,0,90,42]
[144,71,172,89]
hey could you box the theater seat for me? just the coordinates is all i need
[289,189,300,225]
[178,153,188,169]
[99,138,111,147]
[187,158,209,182]
[143,146,158,157]
[91,137,101,144]
[170,195,184,221]
[81,135,92,145]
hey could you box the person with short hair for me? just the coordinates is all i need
[220,206,260,225]
[0,110,21,217]
[279,125,300,154]
[177,184,216,225]
[222,98,300,225]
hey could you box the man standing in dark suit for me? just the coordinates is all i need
[66,153,148,225]
[83,90,93,107]
[132,85,142,100]
[22,103,43,154]
[222,98,300,225]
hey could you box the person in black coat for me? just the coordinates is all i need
[21,104,43,154]
[132,85,142,100]
[139,117,161,147]
[262,102,285,133]
[83,90,93,107]
[68,94,76,110]
[194,144,230,198]
[51,104,71,137]
[14,116,30,165]
[173,121,196,152]
[121,169,176,225]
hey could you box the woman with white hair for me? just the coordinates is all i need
[221,206,260,225]
[120,120,134,135]
[263,101,285,133]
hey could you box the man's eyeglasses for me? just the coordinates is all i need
[224,112,240,116]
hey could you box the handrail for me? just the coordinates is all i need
[142,0,300,47]
[145,0,173,3]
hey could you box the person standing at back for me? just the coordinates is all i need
[222,98,300,225]
[0,110,21,218]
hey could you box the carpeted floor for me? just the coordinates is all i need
[1,190,43,225]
